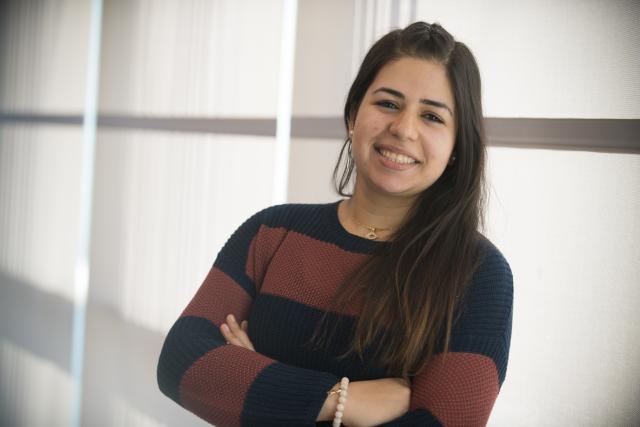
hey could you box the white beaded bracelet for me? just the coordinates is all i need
[329,377,349,427]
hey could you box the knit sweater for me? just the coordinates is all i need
[157,201,513,427]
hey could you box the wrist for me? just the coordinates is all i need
[340,380,357,426]
[318,378,352,426]
[317,381,340,422]
[332,377,349,427]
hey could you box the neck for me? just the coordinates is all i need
[343,182,416,238]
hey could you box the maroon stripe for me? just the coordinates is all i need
[180,346,274,427]
[256,229,370,316]
[181,266,253,326]
[245,225,289,290]
[411,352,500,426]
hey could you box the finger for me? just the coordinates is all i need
[227,315,255,351]
[226,314,241,332]
[220,323,239,345]
[225,315,255,351]
[239,321,255,350]
[226,314,245,340]
[221,323,243,346]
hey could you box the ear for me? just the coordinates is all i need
[347,118,355,134]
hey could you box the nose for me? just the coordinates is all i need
[389,110,418,141]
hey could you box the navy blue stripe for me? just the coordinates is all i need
[249,293,389,380]
[454,243,512,336]
[242,362,338,427]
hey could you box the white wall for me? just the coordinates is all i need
[0,1,284,426]
[0,0,90,113]
[0,1,90,424]
[99,0,283,117]
[90,130,276,332]
[417,0,640,119]
[485,148,640,426]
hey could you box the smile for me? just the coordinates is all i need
[378,148,417,164]
[374,146,419,170]
[374,142,419,163]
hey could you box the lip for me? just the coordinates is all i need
[374,147,419,171]
[373,143,420,163]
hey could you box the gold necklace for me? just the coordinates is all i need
[354,220,391,240]
[342,199,393,240]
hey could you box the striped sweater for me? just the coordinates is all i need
[157,201,513,426]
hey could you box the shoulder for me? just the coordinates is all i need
[473,235,513,294]
[216,204,320,249]
[454,235,513,336]
[249,202,336,236]
[233,202,324,227]
[257,202,329,225]
[215,202,333,268]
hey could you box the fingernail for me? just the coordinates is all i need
[221,324,229,332]
[228,314,236,323]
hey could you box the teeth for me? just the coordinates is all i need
[379,149,416,164]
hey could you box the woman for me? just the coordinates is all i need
[158,22,513,427]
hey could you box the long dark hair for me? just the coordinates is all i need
[310,22,487,378]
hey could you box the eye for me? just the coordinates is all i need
[422,113,444,124]
[376,100,399,110]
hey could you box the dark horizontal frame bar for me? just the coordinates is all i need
[1,112,638,153]
[0,112,84,126]
[485,118,640,154]
[100,115,277,136]
[0,112,277,136]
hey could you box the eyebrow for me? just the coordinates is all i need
[373,87,454,117]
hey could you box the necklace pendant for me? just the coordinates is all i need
[365,230,378,240]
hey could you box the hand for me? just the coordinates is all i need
[341,378,411,427]
[220,314,255,351]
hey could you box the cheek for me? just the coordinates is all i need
[353,123,383,159]
[352,140,373,168]
[354,111,385,138]
[424,138,454,167]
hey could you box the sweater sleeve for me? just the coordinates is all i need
[156,207,339,427]
[379,243,514,427]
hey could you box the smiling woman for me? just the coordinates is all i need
[158,22,512,427]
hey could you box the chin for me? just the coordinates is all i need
[372,184,422,199]
[360,172,430,199]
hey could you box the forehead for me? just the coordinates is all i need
[369,57,454,105]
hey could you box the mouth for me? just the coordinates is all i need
[374,144,420,165]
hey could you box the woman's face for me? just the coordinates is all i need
[350,57,456,201]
